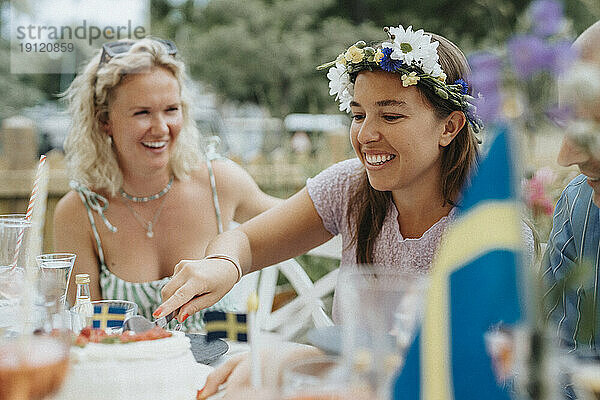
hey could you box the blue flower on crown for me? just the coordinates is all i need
[454,78,469,95]
[379,47,404,72]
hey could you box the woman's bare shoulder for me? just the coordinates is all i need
[210,158,257,189]
[54,190,92,228]
[181,164,211,188]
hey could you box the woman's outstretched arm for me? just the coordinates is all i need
[157,187,333,321]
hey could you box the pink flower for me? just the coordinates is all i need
[522,168,556,216]
[533,166,556,186]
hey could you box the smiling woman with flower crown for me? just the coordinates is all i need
[159,25,493,397]
[158,25,485,323]
[53,38,280,332]
[162,26,536,397]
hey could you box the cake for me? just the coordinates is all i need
[53,327,212,400]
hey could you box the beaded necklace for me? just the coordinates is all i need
[120,176,174,203]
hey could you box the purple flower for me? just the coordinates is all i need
[468,51,503,76]
[473,92,503,124]
[530,0,564,37]
[468,52,502,97]
[468,52,504,122]
[547,39,577,75]
[508,35,554,79]
[379,47,404,72]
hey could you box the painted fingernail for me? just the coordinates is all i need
[181,313,189,322]
[196,387,204,400]
[153,307,163,317]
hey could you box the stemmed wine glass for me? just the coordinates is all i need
[36,253,76,308]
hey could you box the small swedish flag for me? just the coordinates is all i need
[91,304,127,330]
[204,311,247,342]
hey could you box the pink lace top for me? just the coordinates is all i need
[306,158,456,322]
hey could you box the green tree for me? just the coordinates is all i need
[0,38,45,122]
[161,0,380,116]
[153,0,599,117]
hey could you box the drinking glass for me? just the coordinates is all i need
[0,301,71,400]
[0,214,31,331]
[0,214,31,269]
[280,356,357,400]
[36,253,76,308]
[0,215,70,399]
[338,267,429,399]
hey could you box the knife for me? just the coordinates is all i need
[122,310,176,333]
[123,295,202,333]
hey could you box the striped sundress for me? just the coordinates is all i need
[71,154,238,332]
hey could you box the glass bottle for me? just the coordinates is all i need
[74,274,93,326]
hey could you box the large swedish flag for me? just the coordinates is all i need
[394,126,525,399]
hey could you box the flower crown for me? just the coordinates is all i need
[317,25,483,133]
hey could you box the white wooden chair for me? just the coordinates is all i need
[254,236,342,340]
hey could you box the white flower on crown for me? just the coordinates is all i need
[338,85,354,112]
[327,62,354,112]
[327,63,351,99]
[382,25,443,79]
[421,53,444,79]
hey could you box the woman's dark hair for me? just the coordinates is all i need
[347,33,480,264]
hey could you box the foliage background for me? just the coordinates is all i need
[1,0,599,121]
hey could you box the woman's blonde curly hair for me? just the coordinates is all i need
[62,38,200,196]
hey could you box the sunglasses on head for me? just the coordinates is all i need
[98,38,177,68]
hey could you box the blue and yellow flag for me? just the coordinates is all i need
[394,126,525,399]
[91,304,127,330]
[203,311,248,342]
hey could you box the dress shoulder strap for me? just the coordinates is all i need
[69,181,117,267]
[205,158,224,234]
[204,136,226,234]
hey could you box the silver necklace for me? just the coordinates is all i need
[120,176,174,203]
[123,194,169,238]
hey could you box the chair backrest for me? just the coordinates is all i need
[255,236,342,340]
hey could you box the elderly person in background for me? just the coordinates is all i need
[54,38,280,331]
[543,20,600,352]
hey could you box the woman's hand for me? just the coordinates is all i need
[198,344,323,399]
[198,354,247,399]
[156,258,239,321]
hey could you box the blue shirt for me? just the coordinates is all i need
[543,174,600,351]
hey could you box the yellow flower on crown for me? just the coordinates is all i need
[401,71,420,87]
[335,53,347,65]
[437,72,447,82]
[374,48,385,64]
[345,45,365,63]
